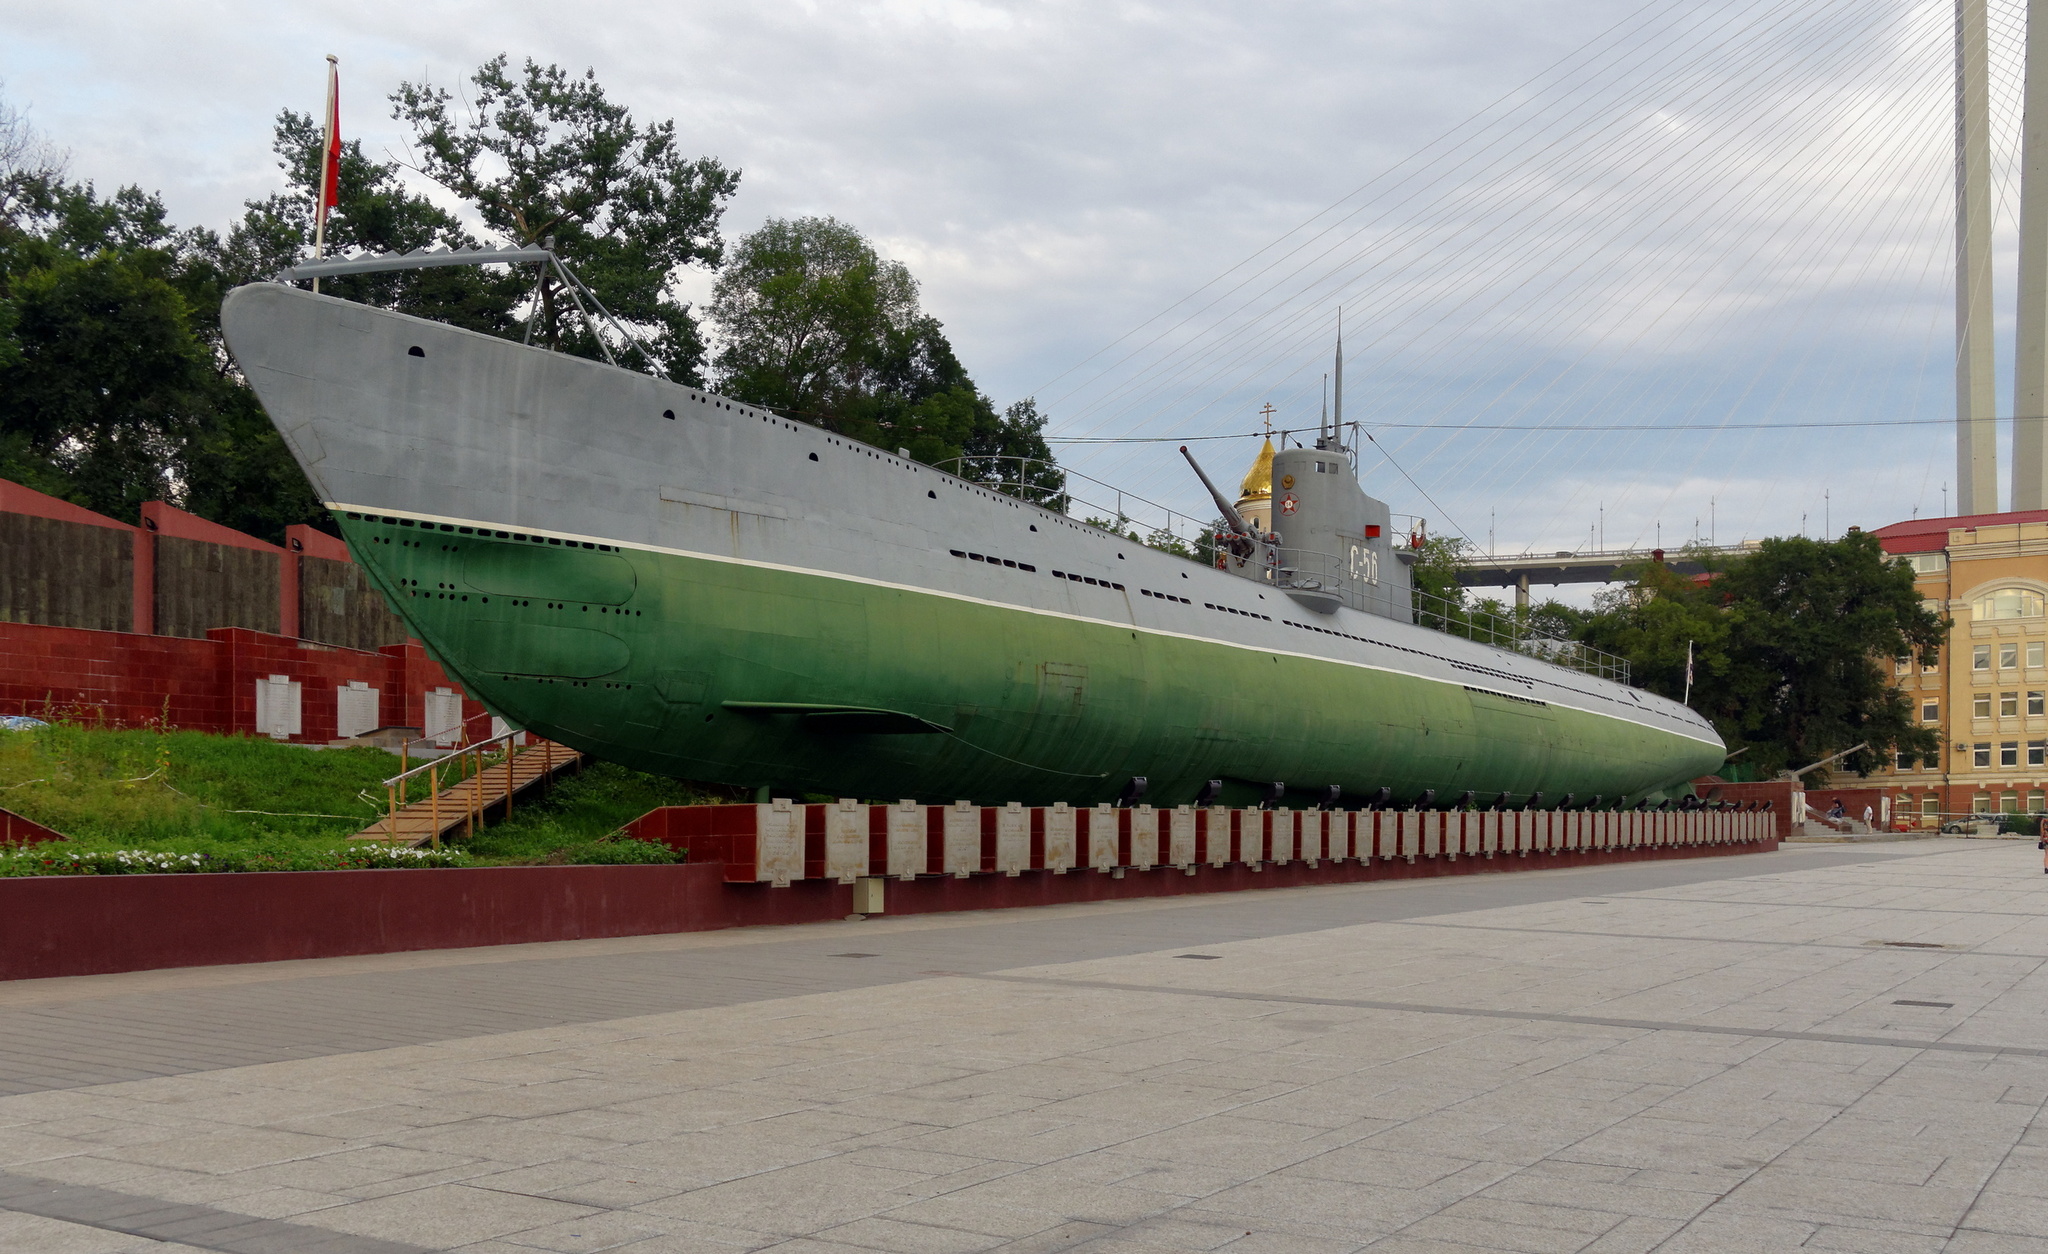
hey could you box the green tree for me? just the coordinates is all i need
[215,110,525,338]
[393,55,740,381]
[0,119,223,523]
[1575,534,1943,779]
[1709,533,1942,777]
[710,215,1065,500]
[963,398,1066,507]
[1408,534,1474,628]
[0,248,207,517]
[179,111,533,540]
[1576,558,1728,703]
[709,216,912,416]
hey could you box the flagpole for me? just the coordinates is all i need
[312,54,338,294]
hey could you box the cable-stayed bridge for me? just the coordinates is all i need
[1030,0,2048,566]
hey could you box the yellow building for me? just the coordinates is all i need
[1871,510,2048,825]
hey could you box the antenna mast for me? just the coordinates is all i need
[1327,309,1345,452]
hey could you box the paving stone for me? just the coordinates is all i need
[7,841,2048,1251]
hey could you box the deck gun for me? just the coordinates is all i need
[1180,446,1262,561]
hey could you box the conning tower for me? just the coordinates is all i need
[1184,328,1414,622]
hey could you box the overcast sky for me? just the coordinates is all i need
[1,0,2009,580]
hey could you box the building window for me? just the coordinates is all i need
[1923,796,1940,816]
[2002,742,2020,767]
[2003,643,2021,670]
[1975,743,1993,768]
[1896,656,1912,676]
[1923,700,1940,722]
[1925,655,1940,674]
[1908,553,1948,575]
[1975,693,1993,719]
[1976,588,2047,620]
[1976,644,1992,671]
[2033,791,2046,814]
[2003,792,2021,814]
[1895,752,1914,772]
[2033,692,2046,717]
[2032,642,2046,669]
[1975,792,1993,812]
[2003,692,2020,717]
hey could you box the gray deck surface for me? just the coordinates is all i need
[5,840,2046,1252]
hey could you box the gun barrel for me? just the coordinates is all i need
[1180,446,1256,538]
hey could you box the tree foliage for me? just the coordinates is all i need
[1408,534,1474,627]
[220,110,525,338]
[708,215,1064,501]
[0,75,1066,549]
[0,59,750,541]
[393,55,739,381]
[1396,529,1938,781]
[1575,533,1943,779]
[188,110,540,539]
[0,107,226,523]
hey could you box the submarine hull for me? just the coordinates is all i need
[223,283,1725,806]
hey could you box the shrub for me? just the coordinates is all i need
[550,837,683,865]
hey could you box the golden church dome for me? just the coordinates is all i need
[1234,437,1275,536]
[1237,438,1275,499]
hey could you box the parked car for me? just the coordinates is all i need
[1941,813,2013,835]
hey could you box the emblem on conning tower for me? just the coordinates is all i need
[1280,494,1298,515]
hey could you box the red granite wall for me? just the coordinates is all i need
[0,837,1779,982]
[0,622,486,743]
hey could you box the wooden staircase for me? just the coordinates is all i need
[352,737,583,847]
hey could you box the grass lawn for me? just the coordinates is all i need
[0,722,732,873]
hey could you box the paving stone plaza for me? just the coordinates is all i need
[4,840,2048,1252]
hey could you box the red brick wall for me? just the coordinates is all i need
[0,621,487,743]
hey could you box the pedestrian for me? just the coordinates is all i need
[1862,804,1873,827]
[1828,798,1845,820]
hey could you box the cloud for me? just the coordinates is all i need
[0,0,1999,554]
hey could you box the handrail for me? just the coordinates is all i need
[382,729,519,789]
[383,730,514,851]
[932,453,1220,552]
[375,731,568,850]
[1412,584,1632,684]
[398,705,506,765]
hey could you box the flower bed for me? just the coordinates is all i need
[0,845,474,875]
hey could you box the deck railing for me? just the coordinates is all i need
[1413,586,1631,684]
[932,455,1632,685]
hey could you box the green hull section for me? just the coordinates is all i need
[343,513,1722,807]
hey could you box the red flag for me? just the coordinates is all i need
[315,56,341,252]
